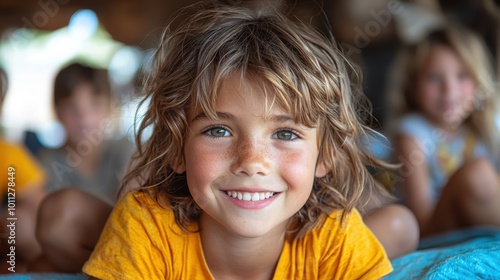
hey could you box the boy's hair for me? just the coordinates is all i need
[388,24,500,156]
[53,62,111,107]
[123,3,392,238]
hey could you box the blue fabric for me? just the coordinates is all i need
[387,227,500,279]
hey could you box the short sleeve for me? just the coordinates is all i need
[82,192,167,280]
[320,209,393,279]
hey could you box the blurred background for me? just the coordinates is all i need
[0,0,499,154]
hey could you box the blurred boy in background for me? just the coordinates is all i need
[33,63,133,272]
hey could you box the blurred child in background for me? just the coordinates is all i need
[33,63,133,272]
[388,24,500,237]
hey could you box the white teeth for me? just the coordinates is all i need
[226,191,275,201]
[243,193,252,201]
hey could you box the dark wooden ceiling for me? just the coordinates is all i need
[0,0,326,49]
[0,0,498,49]
[0,0,201,48]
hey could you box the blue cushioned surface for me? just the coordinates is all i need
[387,226,500,279]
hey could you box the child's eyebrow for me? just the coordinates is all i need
[191,112,296,124]
[191,112,233,123]
[270,115,295,123]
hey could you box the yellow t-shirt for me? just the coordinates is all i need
[0,139,45,199]
[83,191,393,280]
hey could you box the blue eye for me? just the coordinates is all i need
[205,127,230,137]
[273,130,298,141]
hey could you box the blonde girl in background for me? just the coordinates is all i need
[389,24,500,237]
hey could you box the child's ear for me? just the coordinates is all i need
[315,159,329,178]
[173,158,186,174]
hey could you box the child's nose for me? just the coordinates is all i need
[231,136,271,176]
[442,78,458,97]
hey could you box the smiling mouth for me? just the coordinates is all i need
[225,191,275,201]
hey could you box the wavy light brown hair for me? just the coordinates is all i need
[387,24,500,156]
[122,3,392,238]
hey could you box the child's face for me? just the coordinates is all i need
[177,73,327,238]
[56,83,110,147]
[415,45,476,130]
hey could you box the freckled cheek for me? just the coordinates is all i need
[185,144,233,186]
[277,150,318,188]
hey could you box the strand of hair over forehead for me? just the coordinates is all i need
[179,4,375,163]
[151,2,368,128]
[182,5,359,129]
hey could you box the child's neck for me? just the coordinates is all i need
[424,116,466,140]
[435,123,467,141]
[199,213,287,280]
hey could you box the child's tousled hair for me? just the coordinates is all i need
[388,24,500,156]
[122,3,392,238]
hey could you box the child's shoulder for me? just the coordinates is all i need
[116,189,195,233]
[395,113,439,143]
[0,138,32,157]
[38,146,64,164]
[280,208,391,278]
[397,113,434,133]
[312,208,365,239]
[120,189,172,212]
